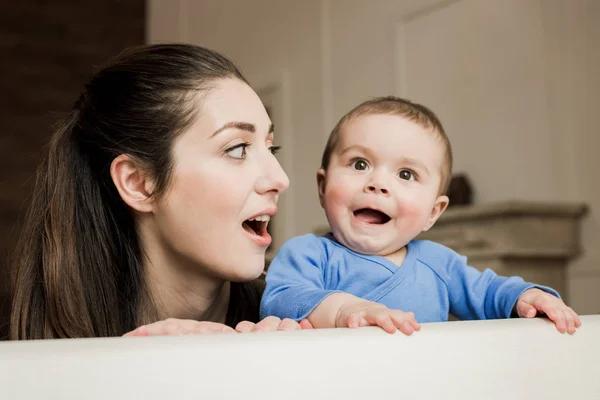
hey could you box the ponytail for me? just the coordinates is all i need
[10,109,151,339]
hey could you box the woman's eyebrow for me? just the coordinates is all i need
[210,121,255,137]
[210,122,275,138]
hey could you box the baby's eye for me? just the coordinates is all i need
[269,145,281,155]
[398,169,415,181]
[352,159,369,171]
[226,143,249,160]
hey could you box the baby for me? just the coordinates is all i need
[260,96,580,335]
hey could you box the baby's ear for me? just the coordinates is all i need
[316,169,327,208]
[422,195,449,232]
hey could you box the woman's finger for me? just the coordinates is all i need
[277,318,302,331]
[235,320,256,333]
[252,316,282,332]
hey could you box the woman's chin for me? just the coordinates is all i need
[226,259,265,282]
[229,271,264,283]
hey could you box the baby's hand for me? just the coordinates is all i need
[336,301,420,335]
[515,288,581,334]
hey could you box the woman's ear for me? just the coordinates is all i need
[422,195,449,232]
[110,154,155,213]
[316,169,327,208]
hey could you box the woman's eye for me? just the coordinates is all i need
[398,169,415,181]
[352,159,368,171]
[226,143,249,160]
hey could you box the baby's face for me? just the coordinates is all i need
[318,114,448,259]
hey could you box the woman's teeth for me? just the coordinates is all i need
[248,215,271,222]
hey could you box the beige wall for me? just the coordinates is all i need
[147,0,600,314]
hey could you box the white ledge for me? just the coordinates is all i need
[1,316,599,399]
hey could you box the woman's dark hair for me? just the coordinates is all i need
[10,43,263,339]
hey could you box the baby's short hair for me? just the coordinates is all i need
[320,96,453,194]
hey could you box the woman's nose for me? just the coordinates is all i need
[256,153,289,194]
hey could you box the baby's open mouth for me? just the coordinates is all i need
[242,215,270,236]
[353,208,391,224]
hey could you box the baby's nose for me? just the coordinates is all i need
[366,183,389,195]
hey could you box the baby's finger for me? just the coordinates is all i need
[563,310,577,335]
[516,301,537,318]
[410,319,421,332]
[390,313,418,335]
[399,320,417,335]
[372,313,397,334]
[531,295,554,315]
[403,311,422,331]
[547,309,567,333]
[572,309,582,328]
[346,313,362,329]
[561,306,582,329]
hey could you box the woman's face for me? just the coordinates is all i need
[151,78,289,282]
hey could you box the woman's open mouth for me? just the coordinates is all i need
[242,215,272,247]
[353,208,391,225]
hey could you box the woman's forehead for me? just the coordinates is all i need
[199,79,271,131]
[173,79,273,150]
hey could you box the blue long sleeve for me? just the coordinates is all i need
[443,254,557,320]
[260,235,562,323]
[260,236,341,320]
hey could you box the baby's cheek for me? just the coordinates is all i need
[322,186,349,230]
[324,184,349,209]
[397,199,432,228]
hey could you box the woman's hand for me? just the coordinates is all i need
[123,317,313,336]
[235,316,313,333]
[123,318,235,336]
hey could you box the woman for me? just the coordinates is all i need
[10,43,310,339]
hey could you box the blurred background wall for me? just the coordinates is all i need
[148,0,600,314]
[1,0,598,338]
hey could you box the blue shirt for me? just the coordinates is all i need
[260,233,559,322]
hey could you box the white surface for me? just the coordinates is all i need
[1,316,599,399]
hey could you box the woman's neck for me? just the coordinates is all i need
[139,222,230,323]
[149,273,231,323]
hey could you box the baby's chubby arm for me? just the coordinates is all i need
[308,293,420,335]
